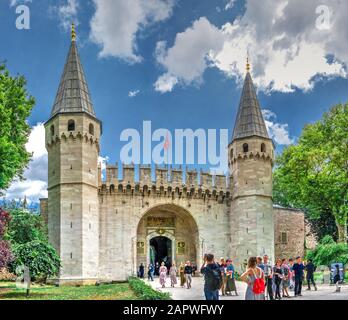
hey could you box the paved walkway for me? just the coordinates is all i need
[146,276,247,300]
[146,277,348,300]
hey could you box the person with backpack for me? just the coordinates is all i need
[200,254,222,300]
[241,256,265,300]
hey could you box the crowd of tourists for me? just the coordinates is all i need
[138,254,325,301]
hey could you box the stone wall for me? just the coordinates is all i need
[273,206,306,259]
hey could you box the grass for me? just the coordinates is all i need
[0,281,139,300]
[128,277,171,300]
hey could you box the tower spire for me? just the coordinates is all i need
[232,68,269,141]
[50,23,96,118]
[71,23,76,42]
[246,56,250,73]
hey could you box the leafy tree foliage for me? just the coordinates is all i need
[0,64,35,192]
[10,241,60,279]
[274,104,348,242]
[5,208,47,244]
[306,235,348,266]
[4,208,60,280]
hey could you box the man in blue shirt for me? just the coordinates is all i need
[292,256,305,297]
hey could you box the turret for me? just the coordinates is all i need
[229,58,275,267]
[45,24,101,284]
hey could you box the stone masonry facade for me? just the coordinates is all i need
[40,29,309,284]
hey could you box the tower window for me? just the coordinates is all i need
[243,143,249,153]
[281,232,288,244]
[230,148,234,159]
[89,123,94,135]
[261,143,266,153]
[50,125,55,137]
[68,119,75,131]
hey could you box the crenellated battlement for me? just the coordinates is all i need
[99,163,232,201]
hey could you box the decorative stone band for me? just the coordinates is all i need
[229,151,273,164]
[45,132,100,152]
[47,181,99,191]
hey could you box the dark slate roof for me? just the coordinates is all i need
[50,40,95,117]
[232,72,269,141]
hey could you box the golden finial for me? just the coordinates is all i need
[71,23,76,42]
[246,56,251,73]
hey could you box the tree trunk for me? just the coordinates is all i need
[336,221,347,244]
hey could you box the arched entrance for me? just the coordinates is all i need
[136,204,199,274]
[150,236,172,271]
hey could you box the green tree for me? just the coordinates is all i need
[10,241,60,280]
[5,208,60,280]
[274,104,348,243]
[306,235,348,266]
[5,208,47,244]
[0,64,35,192]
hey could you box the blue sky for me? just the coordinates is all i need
[2,0,348,202]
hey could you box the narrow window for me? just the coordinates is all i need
[68,119,75,131]
[50,125,55,137]
[243,143,249,153]
[261,143,266,153]
[230,148,234,159]
[281,232,288,244]
[89,123,94,135]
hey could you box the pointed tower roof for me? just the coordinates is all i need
[232,60,269,141]
[50,24,96,118]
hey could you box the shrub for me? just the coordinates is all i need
[128,277,171,300]
[0,268,16,281]
[0,208,12,269]
[306,235,348,267]
[10,240,61,280]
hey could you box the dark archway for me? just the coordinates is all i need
[150,236,172,274]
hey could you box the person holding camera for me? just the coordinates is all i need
[201,254,222,300]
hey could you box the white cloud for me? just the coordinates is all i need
[128,90,140,98]
[50,0,79,31]
[155,0,348,93]
[262,109,294,146]
[6,123,48,203]
[154,17,225,93]
[90,0,175,63]
[225,0,236,11]
[154,73,178,93]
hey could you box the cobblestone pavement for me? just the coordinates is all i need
[146,277,348,300]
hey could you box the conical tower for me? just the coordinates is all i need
[45,24,102,285]
[228,59,275,268]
